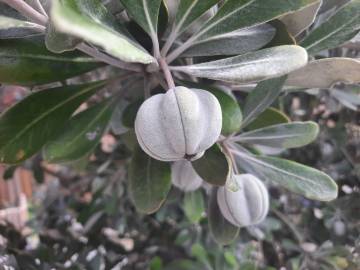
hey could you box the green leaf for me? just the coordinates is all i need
[171,45,308,83]
[0,81,105,164]
[0,15,42,39]
[192,144,230,186]
[331,88,360,110]
[242,76,287,128]
[43,100,115,163]
[0,37,100,85]
[163,0,178,22]
[183,24,276,57]
[193,0,319,43]
[301,0,360,54]
[51,0,155,64]
[320,0,349,12]
[286,58,360,88]
[206,88,242,135]
[129,146,172,214]
[104,0,124,13]
[177,80,242,135]
[122,99,143,128]
[121,0,162,36]
[183,190,205,224]
[234,122,319,149]
[266,20,296,47]
[158,0,169,35]
[208,188,239,245]
[280,0,322,37]
[45,21,80,53]
[174,0,218,35]
[246,107,290,131]
[233,151,338,201]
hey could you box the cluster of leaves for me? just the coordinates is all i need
[0,123,359,270]
[0,0,359,269]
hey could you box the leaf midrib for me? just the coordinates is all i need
[179,55,285,71]
[304,18,358,51]
[238,152,332,195]
[54,102,112,158]
[174,0,199,35]
[193,0,256,42]
[1,84,100,153]
[238,132,307,141]
[143,0,156,36]
[238,123,315,140]
[192,26,268,45]
[242,90,278,127]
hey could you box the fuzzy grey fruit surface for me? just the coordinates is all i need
[217,174,269,227]
[171,160,203,191]
[135,86,222,161]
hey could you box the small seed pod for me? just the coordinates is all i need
[217,174,269,227]
[171,160,203,191]
[135,86,222,161]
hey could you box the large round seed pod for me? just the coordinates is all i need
[135,86,222,161]
[217,174,269,227]
[171,160,203,191]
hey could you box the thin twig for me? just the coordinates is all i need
[162,1,206,60]
[76,44,143,72]
[228,134,245,143]
[161,25,178,57]
[32,0,48,18]
[161,0,200,57]
[151,34,161,60]
[166,35,198,64]
[159,58,175,89]
[271,208,304,245]
[165,4,220,64]
[221,141,239,174]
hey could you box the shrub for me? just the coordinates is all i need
[0,0,359,269]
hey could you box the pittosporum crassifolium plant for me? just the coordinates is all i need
[0,0,359,246]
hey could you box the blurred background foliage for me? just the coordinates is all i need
[0,63,358,270]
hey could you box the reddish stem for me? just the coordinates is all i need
[159,58,175,89]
